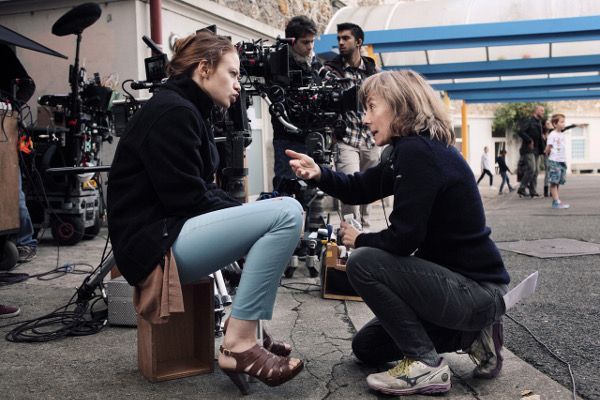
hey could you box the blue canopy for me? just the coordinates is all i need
[315,15,600,103]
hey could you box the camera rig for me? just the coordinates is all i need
[236,37,361,278]
[236,37,359,166]
[23,3,114,246]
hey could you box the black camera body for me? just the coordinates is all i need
[237,39,290,85]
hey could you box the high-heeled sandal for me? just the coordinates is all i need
[219,344,304,395]
[223,318,292,357]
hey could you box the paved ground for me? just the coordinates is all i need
[481,175,600,400]
[1,174,598,399]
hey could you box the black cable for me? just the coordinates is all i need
[280,281,321,293]
[121,79,136,101]
[35,263,94,281]
[0,263,94,286]
[3,238,112,342]
[506,313,577,400]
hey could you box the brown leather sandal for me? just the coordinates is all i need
[223,318,292,357]
[263,332,292,357]
[219,344,304,395]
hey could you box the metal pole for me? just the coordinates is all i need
[150,0,162,50]
[461,100,469,160]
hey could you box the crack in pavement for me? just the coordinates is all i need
[320,300,358,400]
[286,287,360,399]
[322,358,349,400]
[289,291,324,384]
[449,367,482,399]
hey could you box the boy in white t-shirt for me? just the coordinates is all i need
[545,114,570,209]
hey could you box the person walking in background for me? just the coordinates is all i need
[517,105,545,198]
[476,146,493,187]
[496,149,514,194]
[545,114,570,209]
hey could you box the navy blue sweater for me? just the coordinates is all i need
[319,134,509,284]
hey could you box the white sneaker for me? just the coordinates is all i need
[366,357,451,395]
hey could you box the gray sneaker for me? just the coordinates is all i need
[17,245,36,263]
[466,319,504,378]
[366,357,451,395]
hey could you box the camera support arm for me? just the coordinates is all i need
[259,92,301,134]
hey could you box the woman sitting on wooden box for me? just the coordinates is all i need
[287,70,510,396]
[107,30,304,394]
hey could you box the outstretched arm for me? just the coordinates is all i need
[286,149,322,181]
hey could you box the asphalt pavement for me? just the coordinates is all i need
[1,174,598,400]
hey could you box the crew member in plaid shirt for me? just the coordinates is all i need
[322,22,379,228]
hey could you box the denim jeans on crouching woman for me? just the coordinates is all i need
[172,197,303,321]
[347,247,507,365]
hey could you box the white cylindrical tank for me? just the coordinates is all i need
[325,0,600,67]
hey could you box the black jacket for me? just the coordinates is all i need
[107,77,241,285]
[323,54,377,77]
[496,156,511,174]
[317,134,509,284]
[518,116,544,155]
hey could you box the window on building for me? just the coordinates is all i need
[570,127,586,161]
[492,127,506,138]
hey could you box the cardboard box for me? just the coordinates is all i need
[320,243,362,302]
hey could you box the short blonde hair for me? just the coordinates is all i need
[551,113,565,126]
[359,70,455,145]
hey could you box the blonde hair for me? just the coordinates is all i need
[551,113,565,126]
[359,70,455,145]
[166,31,235,78]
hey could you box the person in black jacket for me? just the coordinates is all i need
[272,16,321,191]
[271,16,326,237]
[321,22,379,229]
[287,70,509,396]
[107,31,304,393]
[496,149,514,194]
[517,105,545,197]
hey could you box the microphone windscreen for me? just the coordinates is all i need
[52,3,101,36]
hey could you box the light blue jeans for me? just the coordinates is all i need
[172,197,303,321]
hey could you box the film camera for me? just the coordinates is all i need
[237,38,359,166]
[24,3,114,245]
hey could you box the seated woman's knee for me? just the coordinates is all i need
[277,197,304,228]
